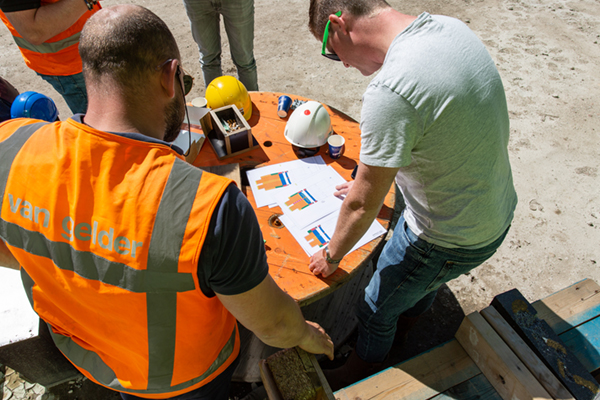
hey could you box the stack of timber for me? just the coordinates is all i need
[333,279,600,400]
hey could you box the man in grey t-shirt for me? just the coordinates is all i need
[307,0,517,389]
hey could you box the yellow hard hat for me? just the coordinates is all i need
[205,76,252,120]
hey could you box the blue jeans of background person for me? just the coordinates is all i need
[183,0,258,91]
[355,214,510,363]
[120,356,239,400]
[37,72,88,115]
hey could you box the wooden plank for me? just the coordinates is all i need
[559,315,600,373]
[297,349,335,400]
[430,373,502,400]
[454,312,552,400]
[334,339,481,400]
[259,359,284,400]
[480,306,574,399]
[532,279,600,335]
[492,289,600,399]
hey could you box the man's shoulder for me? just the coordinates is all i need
[0,118,54,147]
[0,0,41,13]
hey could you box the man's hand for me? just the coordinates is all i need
[217,274,335,359]
[333,180,354,197]
[308,248,339,278]
[298,321,334,360]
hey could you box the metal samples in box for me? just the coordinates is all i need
[200,104,258,159]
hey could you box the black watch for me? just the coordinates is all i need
[324,246,343,264]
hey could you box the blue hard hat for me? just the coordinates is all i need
[10,91,58,122]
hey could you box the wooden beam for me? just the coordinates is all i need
[334,339,481,400]
[454,312,552,400]
[532,279,600,335]
[480,306,574,399]
[429,373,502,400]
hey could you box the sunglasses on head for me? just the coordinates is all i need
[156,59,194,95]
[321,11,342,62]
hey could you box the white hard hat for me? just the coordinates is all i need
[284,101,333,148]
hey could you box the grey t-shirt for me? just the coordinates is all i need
[360,13,517,248]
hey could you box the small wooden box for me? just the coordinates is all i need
[200,104,259,159]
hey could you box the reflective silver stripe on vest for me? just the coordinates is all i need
[13,32,81,54]
[49,320,237,395]
[1,128,235,393]
[0,122,48,203]
[1,220,196,292]
[145,158,203,389]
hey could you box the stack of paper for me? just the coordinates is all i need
[247,156,386,257]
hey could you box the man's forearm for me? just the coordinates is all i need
[4,0,90,45]
[216,275,333,358]
[327,197,382,261]
[251,288,313,347]
[308,163,398,278]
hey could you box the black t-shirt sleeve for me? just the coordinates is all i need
[0,0,41,13]
[197,183,269,297]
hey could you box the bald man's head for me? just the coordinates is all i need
[79,5,180,94]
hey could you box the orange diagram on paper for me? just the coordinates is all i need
[256,171,290,191]
[285,189,316,211]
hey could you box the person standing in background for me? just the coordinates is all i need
[182,0,258,91]
[0,0,101,114]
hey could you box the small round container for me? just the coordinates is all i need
[191,97,208,108]
[277,95,292,118]
[327,135,345,159]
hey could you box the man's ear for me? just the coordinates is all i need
[159,59,179,99]
[329,12,349,35]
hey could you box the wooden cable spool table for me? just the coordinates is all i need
[189,91,395,382]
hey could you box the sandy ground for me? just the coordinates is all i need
[0,0,599,396]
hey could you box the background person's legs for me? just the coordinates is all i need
[37,72,87,115]
[183,0,224,87]
[221,0,258,91]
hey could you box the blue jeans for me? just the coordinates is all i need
[36,72,88,115]
[182,0,258,91]
[120,356,239,400]
[355,214,510,363]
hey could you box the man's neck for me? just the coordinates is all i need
[83,92,166,140]
[367,8,417,62]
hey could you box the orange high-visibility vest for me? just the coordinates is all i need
[0,1,101,76]
[0,118,240,398]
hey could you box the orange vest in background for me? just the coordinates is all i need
[0,118,239,398]
[0,1,101,76]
